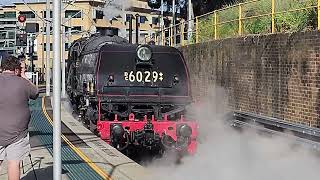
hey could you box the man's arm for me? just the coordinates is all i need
[22,73,39,100]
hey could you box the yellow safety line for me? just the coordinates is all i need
[41,97,111,180]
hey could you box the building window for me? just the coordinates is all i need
[4,12,16,18]
[8,31,15,39]
[72,26,82,33]
[42,11,53,18]
[65,10,82,18]
[19,11,35,19]
[139,16,147,23]
[65,26,82,34]
[43,26,53,34]
[152,17,159,25]
[43,43,53,51]
[65,43,70,50]
[0,21,16,25]
[96,10,103,19]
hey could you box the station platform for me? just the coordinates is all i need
[0,95,150,180]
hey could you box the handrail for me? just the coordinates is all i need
[142,0,319,47]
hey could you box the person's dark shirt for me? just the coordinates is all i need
[0,72,38,146]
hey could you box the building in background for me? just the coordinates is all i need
[0,0,176,71]
[0,6,17,55]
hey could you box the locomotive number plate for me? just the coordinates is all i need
[124,71,163,83]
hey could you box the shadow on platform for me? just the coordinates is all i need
[21,166,68,180]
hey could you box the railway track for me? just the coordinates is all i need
[228,111,320,151]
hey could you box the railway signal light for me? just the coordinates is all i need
[18,15,26,23]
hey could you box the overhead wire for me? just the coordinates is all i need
[5,0,125,38]
[19,0,94,36]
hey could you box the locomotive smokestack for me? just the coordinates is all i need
[135,14,139,44]
[129,14,133,44]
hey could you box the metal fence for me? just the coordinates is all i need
[143,0,319,47]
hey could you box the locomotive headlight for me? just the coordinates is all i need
[137,45,152,61]
[178,124,192,137]
[173,75,179,84]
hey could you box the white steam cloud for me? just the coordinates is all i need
[146,87,320,180]
[103,0,132,21]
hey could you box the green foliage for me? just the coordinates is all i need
[196,0,317,42]
[275,0,316,32]
[243,0,272,34]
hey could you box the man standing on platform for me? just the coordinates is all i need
[0,55,39,180]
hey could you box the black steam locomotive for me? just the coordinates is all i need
[66,31,198,158]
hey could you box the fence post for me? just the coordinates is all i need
[214,11,217,40]
[318,0,320,31]
[238,3,242,36]
[272,0,275,33]
[196,17,199,43]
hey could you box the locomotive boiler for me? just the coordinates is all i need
[66,32,198,158]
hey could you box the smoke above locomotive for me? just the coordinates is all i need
[66,32,198,161]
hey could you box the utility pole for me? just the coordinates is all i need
[188,0,193,43]
[41,20,45,82]
[46,0,51,96]
[53,0,62,179]
[172,0,176,46]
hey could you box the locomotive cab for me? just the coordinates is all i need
[67,34,198,158]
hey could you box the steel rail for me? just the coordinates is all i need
[230,111,320,150]
[233,111,320,137]
[230,119,320,151]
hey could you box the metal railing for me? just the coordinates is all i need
[25,71,39,87]
[143,0,319,47]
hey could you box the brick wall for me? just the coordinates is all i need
[180,31,320,127]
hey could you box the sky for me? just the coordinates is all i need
[0,0,38,6]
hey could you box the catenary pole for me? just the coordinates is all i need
[188,0,193,43]
[172,0,176,46]
[53,0,62,179]
[41,20,45,82]
[46,0,51,96]
[161,0,164,45]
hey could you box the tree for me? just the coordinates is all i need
[147,0,237,18]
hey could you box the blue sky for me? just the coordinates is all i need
[0,0,39,6]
